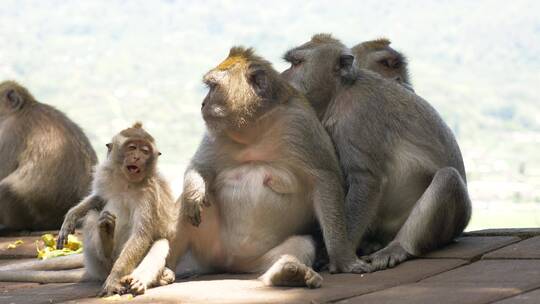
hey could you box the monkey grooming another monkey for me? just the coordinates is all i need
[0,81,97,230]
[0,123,177,297]
[352,38,413,91]
[282,34,471,272]
[172,46,370,289]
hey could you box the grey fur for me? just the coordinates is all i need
[282,34,472,272]
[0,81,97,230]
[352,38,413,91]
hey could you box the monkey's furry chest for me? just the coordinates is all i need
[194,164,312,267]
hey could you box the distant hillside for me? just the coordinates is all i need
[1,0,539,206]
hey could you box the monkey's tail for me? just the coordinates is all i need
[0,253,84,271]
[0,268,90,283]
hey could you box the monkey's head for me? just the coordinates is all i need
[0,81,34,117]
[281,33,357,115]
[351,38,412,88]
[201,46,289,133]
[106,122,161,183]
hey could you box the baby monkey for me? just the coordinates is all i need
[0,123,178,297]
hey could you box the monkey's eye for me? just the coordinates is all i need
[128,144,137,151]
[291,58,303,67]
[140,146,150,154]
[204,80,217,89]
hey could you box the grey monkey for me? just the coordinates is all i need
[282,34,471,271]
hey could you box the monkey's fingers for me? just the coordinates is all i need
[56,232,68,249]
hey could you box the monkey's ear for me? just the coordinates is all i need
[338,54,356,84]
[248,68,269,98]
[5,89,24,109]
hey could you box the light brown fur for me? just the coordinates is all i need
[170,46,370,290]
[0,123,178,297]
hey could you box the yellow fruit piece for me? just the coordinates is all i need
[36,234,83,260]
[41,234,56,247]
[103,294,133,301]
[6,240,24,249]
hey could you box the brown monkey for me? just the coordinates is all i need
[282,34,471,272]
[0,123,177,297]
[171,46,369,289]
[351,38,414,91]
[0,81,97,230]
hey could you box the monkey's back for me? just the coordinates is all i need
[15,102,97,229]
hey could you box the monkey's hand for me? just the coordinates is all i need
[329,258,373,274]
[180,188,212,227]
[57,213,77,249]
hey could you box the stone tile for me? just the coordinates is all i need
[465,229,540,238]
[0,258,35,267]
[0,281,40,293]
[423,236,520,260]
[337,284,524,304]
[0,282,100,304]
[67,259,468,304]
[493,288,540,303]
[422,260,540,289]
[0,236,41,259]
[483,236,540,259]
[0,229,58,237]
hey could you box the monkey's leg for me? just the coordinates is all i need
[120,239,173,295]
[256,235,323,289]
[83,210,114,281]
[0,182,32,230]
[366,167,472,271]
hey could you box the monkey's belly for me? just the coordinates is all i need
[192,164,313,270]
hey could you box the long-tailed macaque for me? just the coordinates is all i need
[170,46,369,289]
[0,81,97,230]
[0,123,177,296]
[352,38,414,91]
[282,34,471,271]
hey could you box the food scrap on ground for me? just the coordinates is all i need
[36,233,83,259]
[6,240,24,249]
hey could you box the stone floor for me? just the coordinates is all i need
[1,228,540,303]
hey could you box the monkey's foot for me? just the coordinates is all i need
[329,257,373,274]
[99,278,124,297]
[363,242,411,272]
[120,275,146,296]
[259,256,323,289]
[98,211,116,237]
[157,267,176,286]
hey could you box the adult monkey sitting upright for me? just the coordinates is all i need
[0,81,97,230]
[176,46,369,289]
[282,34,471,272]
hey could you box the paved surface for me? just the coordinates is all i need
[1,228,540,303]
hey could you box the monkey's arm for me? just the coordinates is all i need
[286,106,372,273]
[57,195,106,249]
[181,135,217,226]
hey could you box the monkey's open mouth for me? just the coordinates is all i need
[126,165,140,174]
